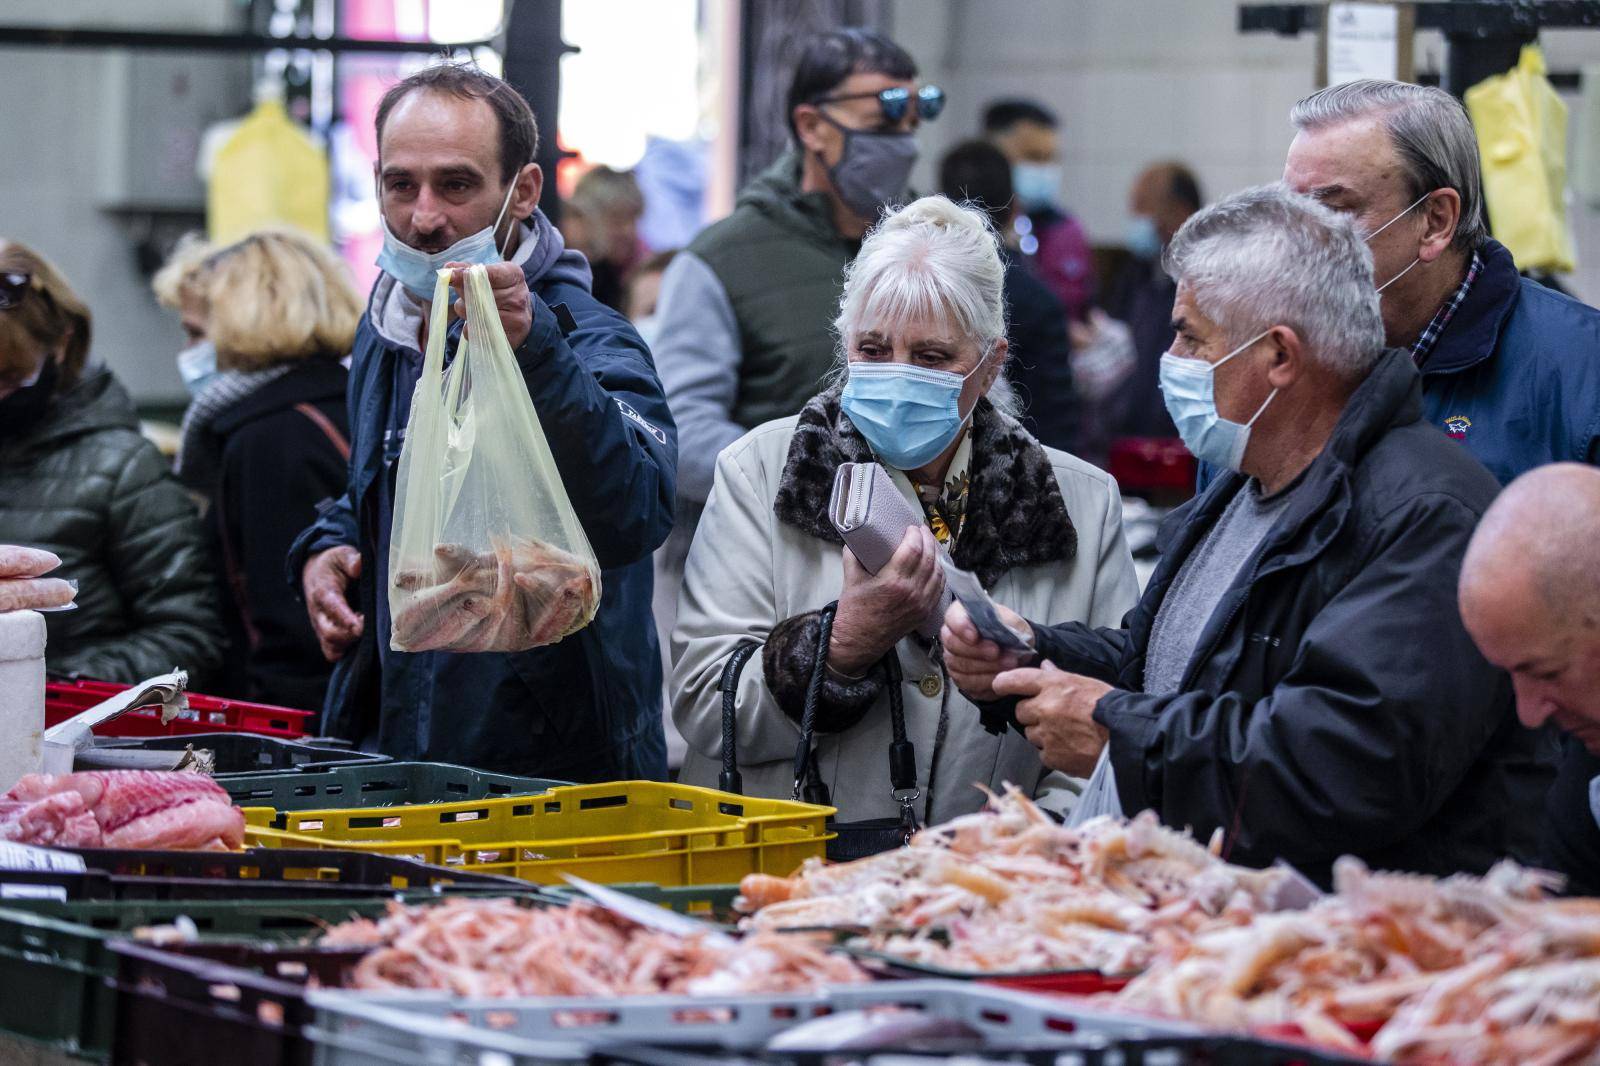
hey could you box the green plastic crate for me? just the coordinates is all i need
[221,761,567,814]
[537,882,742,922]
[0,892,548,1061]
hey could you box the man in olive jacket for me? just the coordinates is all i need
[945,185,1549,886]
[652,27,943,504]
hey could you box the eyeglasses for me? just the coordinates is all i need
[0,273,30,311]
[813,85,946,124]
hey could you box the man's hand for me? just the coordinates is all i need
[303,546,364,662]
[941,600,1031,701]
[830,525,944,676]
[995,660,1114,776]
[446,261,532,350]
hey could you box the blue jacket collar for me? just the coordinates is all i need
[1420,238,1522,377]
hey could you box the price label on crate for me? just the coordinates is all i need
[0,841,87,873]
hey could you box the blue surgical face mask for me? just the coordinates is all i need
[176,339,220,397]
[1011,162,1062,212]
[1158,329,1276,472]
[841,357,986,471]
[1124,215,1162,261]
[376,178,519,300]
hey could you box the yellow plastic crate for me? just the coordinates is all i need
[240,780,833,885]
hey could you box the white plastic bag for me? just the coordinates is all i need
[387,266,601,653]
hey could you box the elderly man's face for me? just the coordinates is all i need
[377,90,534,254]
[1168,282,1276,428]
[1284,117,1423,336]
[847,311,1000,417]
[1462,571,1600,754]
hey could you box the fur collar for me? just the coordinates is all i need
[773,387,1077,588]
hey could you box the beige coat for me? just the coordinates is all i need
[670,392,1139,824]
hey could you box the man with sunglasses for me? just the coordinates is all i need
[1279,79,1600,486]
[652,27,943,512]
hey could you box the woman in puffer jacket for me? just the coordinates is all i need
[0,239,222,683]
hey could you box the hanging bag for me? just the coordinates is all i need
[387,266,602,653]
[719,603,919,861]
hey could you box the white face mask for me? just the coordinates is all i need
[1368,191,1431,295]
[375,178,519,300]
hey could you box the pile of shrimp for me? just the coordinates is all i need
[735,785,1291,976]
[318,897,867,998]
[1111,856,1600,1063]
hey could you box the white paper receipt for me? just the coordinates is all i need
[940,560,1036,654]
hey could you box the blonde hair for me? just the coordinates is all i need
[200,229,362,370]
[151,232,214,311]
[0,239,93,389]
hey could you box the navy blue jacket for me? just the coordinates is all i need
[287,254,677,780]
[1201,239,1600,492]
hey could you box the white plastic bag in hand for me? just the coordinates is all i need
[387,266,602,653]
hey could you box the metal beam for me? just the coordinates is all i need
[1241,1,1600,36]
[0,24,488,54]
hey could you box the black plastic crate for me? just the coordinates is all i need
[90,734,387,777]
[223,760,567,814]
[0,847,530,902]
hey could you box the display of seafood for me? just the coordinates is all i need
[1109,856,1600,1063]
[390,535,598,652]
[318,897,869,997]
[0,770,244,849]
[736,786,1292,975]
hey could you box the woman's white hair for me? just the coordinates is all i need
[833,194,1010,373]
[1163,183,1386,379]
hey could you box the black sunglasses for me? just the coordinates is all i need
[0,273,29,311]
[813,85,946,124]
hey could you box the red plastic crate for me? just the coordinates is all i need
[44,680,314,739]
[1107,436,1198,494]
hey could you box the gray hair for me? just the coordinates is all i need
[1163,183,1386,379]
[1291,79,1487,252]
[832,194,1016,412]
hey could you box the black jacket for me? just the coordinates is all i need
[1100,257,1178,440]
[1031,348,1552,884]
[0,366,222,683]
[1002,251,1076,454]
[1542,739,1600,898]
[209,358,349,710]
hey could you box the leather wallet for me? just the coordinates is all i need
[829,462,953,639]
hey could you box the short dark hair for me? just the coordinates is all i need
[938,140,1014,230]
[983,98,1058,134]
[786,28,917,140]
[374,62,538,184]
[1167,165,1203,214]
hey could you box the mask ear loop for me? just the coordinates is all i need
[493,172,522,259]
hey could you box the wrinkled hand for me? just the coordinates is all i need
[995,660,1114,776]
[446,260,532,349]
[830,525,943,676]
[1067,308,1108,351]
[303,545,364,662]
[941,600,1032,702]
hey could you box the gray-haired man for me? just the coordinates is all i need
[944,184,1549,885]
[1283,79,1600,485]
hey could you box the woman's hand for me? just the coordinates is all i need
[941,600,1031,702]
[829,524,943,676]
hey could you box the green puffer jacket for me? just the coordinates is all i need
[0,366,222,683]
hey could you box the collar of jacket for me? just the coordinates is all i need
[0,365,136,454]
[738,150,863,253]
[211,356,348,437]
[1418,238,1522,377]
[772,385,1077,588]
[1157,346,1424,572]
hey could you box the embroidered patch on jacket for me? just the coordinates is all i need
[616,399,667,444]
[1444,415,1471,440]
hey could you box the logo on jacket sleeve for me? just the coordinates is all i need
[1444,415,1472,440]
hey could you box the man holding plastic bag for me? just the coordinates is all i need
[287,64,677,780]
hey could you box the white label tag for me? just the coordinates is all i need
[1,884,68,901]
[0,842,88,873]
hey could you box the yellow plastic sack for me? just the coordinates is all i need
[1465,44,1576,272]
[207,99,330,244]
[388,266,601,653]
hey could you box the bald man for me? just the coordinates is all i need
[1460,463,1600,893]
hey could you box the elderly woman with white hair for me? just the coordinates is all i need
[670,196,1137,827]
